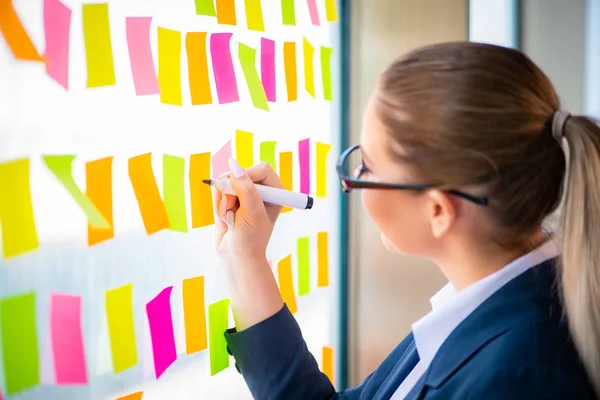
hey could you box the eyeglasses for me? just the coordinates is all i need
[336,144,489,206]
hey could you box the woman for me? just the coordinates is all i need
[212,42,599,399]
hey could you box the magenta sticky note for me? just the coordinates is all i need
[210,33,239,104]
[50,294,88,385]
[261,38,276,102]
[126,17,159,96]
[43,0,71,89]
[212,140,232,178]
[307,0,320,26]
[299,138,310,194]
[146,286,177,379]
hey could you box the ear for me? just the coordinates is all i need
[426,190,456,239]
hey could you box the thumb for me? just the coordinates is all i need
[228,158,265,218]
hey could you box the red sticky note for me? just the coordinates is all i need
[126,17,159,96]
[43,0,71,89]
[146,287,177,379]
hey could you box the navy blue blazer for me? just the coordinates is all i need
[225,259,595,399]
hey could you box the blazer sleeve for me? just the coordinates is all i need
[225,304,365,400]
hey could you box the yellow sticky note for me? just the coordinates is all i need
[325,0,338,22]
[106,284,138,373]
[303,37,315,98]
[43,156,110,229]
[82,3,116,88]
[183,276,207,354]
[317,232,329,287]
[316,142,331,198]
[244,0,264,31]
[279,151,293,213]
[278,255,297,313]
[236,130,254,169]
[158,27,182,106]
[322,346,334,383]
[190,153,215,228]
[0,159,39,258]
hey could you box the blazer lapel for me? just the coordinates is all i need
[372,340,420,400]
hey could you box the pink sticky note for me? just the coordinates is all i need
[261,38,276,102]
[210,33,239,104]
[212,140,232,178]
[146,287,177,379]
[126,17,159,96]
[299,139,310,194]
[307,0,320,26]
[51,294,88,385]
[43,0,71,89]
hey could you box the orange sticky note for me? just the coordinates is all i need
[117,391,143,400]
[283,42,297,102]
[86,157,114,246]
[182,276,207,354]
[236,130,254,169]
[190,152,215,228]
[216,0,236,25]
[322,346,334,383]
[0,159,39,258]
[186,32,212,105]
[317,232,329,287]
[277,255,297,314]
[128,153,170,235]
[0,0,43,61]
[279,151,293,213]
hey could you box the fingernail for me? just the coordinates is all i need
[218,171,231,178]
[228,158,245,178]
[218,197,227,217]
[226,210,234,231]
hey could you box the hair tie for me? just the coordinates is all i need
[551,109,571,141]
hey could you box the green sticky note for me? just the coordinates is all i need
[195,0,217,16]
[321,46,333,101]
[239,43,269,112]
[1,292,39,395]
[281,0,296,25]
[43,155,110,229]
[298,237,310,296]
[106,284,138,373]
[208,299,230,376]
[163,154,188,232]
[260,142,277,171]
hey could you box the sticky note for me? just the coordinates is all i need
[1,293,39,395]
[244,0,264,31]
[235,130,254,168]
[317,232,329,287]
[43,0,71,89]
[190,153,215,228]
[128,153,170,235]
[146,287,177,379]
[322,346,334,383]
[281,0,296,25]
[216,0,236,25]
[239,43,269,111]
[208,299,230,375]
[278,255,297,313]
[163,155,188,233]
[306,0,320,26]
[51,294,87,385]
[126,17,159,96]
[325,0,338,21]
[86,156,114,246]
[0,0,43,61]
[297,237,310,296]
[117,392,143,400]
[279,152,293,213]
[106,284,138,373]
[82,3,116,88]
[261,38,276,102]
[44,155,110,229]
[212,140,232,178]
[182,277,207,354]
[316,142,331,198]
[321,46,333,101]
[299,138,310,194]
[195,0,216,16]
[186,32,212,105]
[0,159,39,258]
[158,27,182,105]
[211,33,239,104]
[284,42,297,102]
[303,38,315,98]
[259,142,277,171]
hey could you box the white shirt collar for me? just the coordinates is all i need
[412,239,559,370]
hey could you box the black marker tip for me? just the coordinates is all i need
[202,179,212,185]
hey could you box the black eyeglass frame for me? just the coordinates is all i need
[335,145,489,206]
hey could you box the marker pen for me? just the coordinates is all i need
[203,178,314,210]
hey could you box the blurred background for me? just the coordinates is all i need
[345,0,600,387]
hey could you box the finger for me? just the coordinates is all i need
[226,210,235,231]
[213,195,228,244]
[246,162,285,189]
[225,194,238,211]
[227,158,266,220]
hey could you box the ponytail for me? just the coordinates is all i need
[560,115,600,396]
